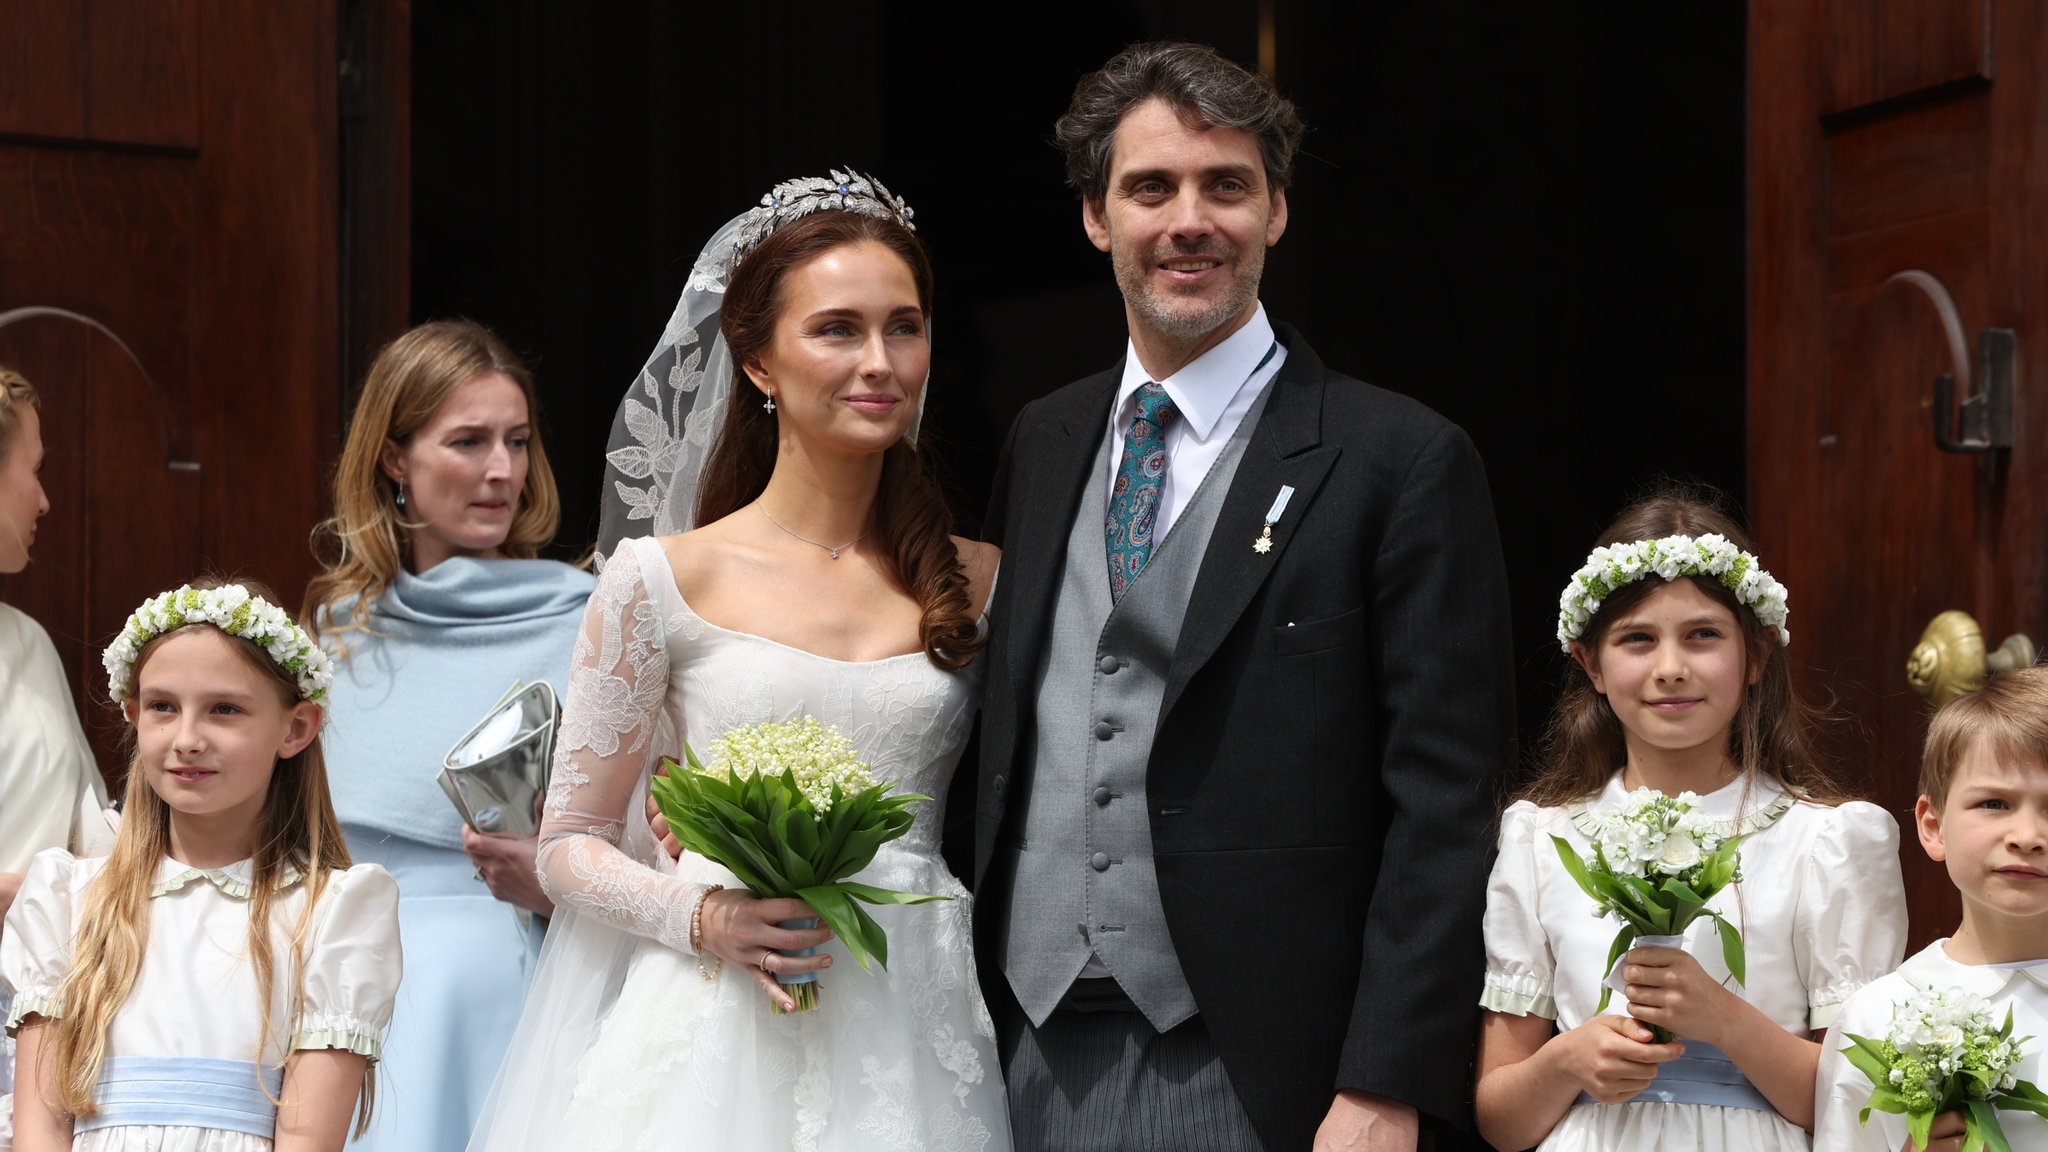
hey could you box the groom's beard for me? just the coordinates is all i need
[1112,236,1266,344]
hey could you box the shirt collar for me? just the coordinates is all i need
[1905,939,2048,997]
[1113,303,1277,442]
[151,856,304,900]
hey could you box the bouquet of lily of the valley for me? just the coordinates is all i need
[650,716,948,1013]
[1843,986,2048,1152]
[1551,788,1747,1041]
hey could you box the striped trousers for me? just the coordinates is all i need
[1000,989,1265,1152]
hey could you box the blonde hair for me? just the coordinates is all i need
[43,579,375,1136]
[1921,664,2048,808]
[0,365,38,463]
[304,320,560,637]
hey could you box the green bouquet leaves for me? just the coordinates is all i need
[651,737,948,979]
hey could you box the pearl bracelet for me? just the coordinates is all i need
[691,884,725,981]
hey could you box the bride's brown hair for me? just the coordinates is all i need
[695,210,986,670]
[1518,484,1854,809]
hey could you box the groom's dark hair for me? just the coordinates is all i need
[1055,40,1306,205]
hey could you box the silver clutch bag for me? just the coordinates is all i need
[437,681,558,838]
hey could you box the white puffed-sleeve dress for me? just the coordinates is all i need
[1481,771,1908,1152]
[2,849,401,1151]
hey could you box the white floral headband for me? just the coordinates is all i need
[104,584,334,709]
[1556,533,1790,653]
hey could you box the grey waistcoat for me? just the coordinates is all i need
[999,383,1269,1032]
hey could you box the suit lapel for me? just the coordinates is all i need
[1001,371,1118,687]
[1160,328,1338,720]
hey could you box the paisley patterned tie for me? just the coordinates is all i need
[1105,383,1177,602]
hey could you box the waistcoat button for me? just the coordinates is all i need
[1093,786,1112,806]
[1093,721,1114,741]
[1098,655,1120,674]
[1090,851,1110,872]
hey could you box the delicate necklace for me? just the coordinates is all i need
[760,507,867,559]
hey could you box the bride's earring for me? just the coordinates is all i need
[762,391,776,413]
[395,480,407,511]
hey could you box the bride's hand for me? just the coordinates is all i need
[697,889,834,1011]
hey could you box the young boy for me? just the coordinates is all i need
[1813,665,2048,1152]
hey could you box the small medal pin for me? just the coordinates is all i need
[1254,485,1294,555]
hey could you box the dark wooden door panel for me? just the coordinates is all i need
[0,0,200,149]
[1824,0,1992,115]
[1753,0,2048,952]
[0,1,408,789]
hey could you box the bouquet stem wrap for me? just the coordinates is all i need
[650,718,950,1014]
[776,917,822,1013]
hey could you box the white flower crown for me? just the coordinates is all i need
[103,584,334,708]
[1556,533,1790,653]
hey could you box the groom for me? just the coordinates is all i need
[974,41,1515,1151]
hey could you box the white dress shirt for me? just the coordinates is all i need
[1101,303,1286,541]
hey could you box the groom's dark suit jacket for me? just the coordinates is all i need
[972,323,1515,1150]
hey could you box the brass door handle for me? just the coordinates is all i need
[1907,611,2038,707]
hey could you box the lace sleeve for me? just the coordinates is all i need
[535,540,709,954]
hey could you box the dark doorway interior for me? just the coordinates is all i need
[409,2,1746,789]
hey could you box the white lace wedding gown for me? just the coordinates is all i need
[467,536,1008,1152]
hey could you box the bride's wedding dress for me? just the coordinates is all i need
[467,536,1008,1152]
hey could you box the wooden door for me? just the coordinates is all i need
[1750,1,2048,952]
[0,1,407,782]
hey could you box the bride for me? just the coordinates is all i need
[468,172,1009,1150]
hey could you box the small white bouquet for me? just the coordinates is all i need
[1843,985,2048,1152]
[1551,788,1747,1041]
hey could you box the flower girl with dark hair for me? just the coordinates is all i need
[4,581,399,1150]
[1474,488,1907,1151]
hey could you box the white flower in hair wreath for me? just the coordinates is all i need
[103,584,334,707]
[1555,533,1791,652]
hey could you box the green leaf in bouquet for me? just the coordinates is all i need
[1999,1079,2048,1121]
[1840,1032,1893,1082]
[1550,835,1605,904]
[795,884,872,970]
[1658,876,1705,905]
[797,883,889,971]
[1611,874,1672,933]
[1709,911,1746,986]
[1594,924,1639,1014]
[772,809,821,890]
[816,786,886,879]
[700,799,794,894]
[1699,839,1744,893]
[837,880,951,907]
[1857,1085,1905,1121]
[1909,1104,1937,1152]
[1966,1099,2009,1152]
[828,824,894,883]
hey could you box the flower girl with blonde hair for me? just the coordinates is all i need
[4,580,399,1150]
[1475,487,1907,1152]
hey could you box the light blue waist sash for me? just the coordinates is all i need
[77,1056,282,1137]
[1576,1040,1774,1112]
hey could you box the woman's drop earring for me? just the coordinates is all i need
[763,392,776,413]
[395,481,408,510]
